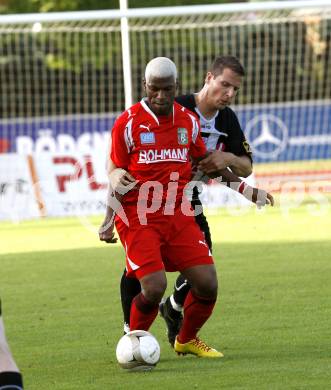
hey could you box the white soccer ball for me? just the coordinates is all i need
[116,330,160,371]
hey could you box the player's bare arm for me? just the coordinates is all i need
[227,154,252,177]
[191,153,272,207]
[98,186,120,244]
[208,168,274,207]
[109,167,138,194]
[197,151,252,177]
[99,160,137,244]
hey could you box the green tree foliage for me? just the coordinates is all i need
[1,0,329,118]
[3,0,234,14]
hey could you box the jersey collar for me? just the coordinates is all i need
[140,98,175,126]
[193,93,219,123]
[194,105,219,123]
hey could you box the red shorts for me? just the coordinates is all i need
[115,208,214,279]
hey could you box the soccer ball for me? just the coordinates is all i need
[116,330,160,371]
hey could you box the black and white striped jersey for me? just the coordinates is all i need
[175,94,252,160]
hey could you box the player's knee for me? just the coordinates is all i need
[206,278,218,298]
[195,282,218,299]
[143,284,167,304]
[192,269,218,299]
[141,274,167,304]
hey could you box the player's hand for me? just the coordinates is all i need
[198,151,233,174]
[99,219,117,244]
[243,186,274,208]
[109,168,138,194]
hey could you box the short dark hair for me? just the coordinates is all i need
[210,56,245,77]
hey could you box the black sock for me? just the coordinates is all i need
[0,372,24,389]
[120,270,141,325]
[172,274,191,308]
[194,212,213,252]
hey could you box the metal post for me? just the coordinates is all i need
[119,0,133,109]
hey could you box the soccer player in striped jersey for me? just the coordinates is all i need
[160,56,257,346]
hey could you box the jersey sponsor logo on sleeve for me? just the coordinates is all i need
[140,132,155,145]
[138,148,188,164]
[177,128,188,145]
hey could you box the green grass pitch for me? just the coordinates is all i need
[1,203,330,389]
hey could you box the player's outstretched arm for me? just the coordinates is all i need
[207,168,274,208]
[198,150,252,177]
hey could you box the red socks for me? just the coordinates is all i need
[130,290,216,339]
[177,290,216,343]
[130,293,159,331]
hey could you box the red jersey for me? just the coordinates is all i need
[110,99,206,207]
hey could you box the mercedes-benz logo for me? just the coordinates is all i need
[245,114,288,159]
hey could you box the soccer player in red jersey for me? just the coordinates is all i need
[0,299,24,389]
[100,57,273,357]
[102,57,222,357]
[103,56,274,347]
